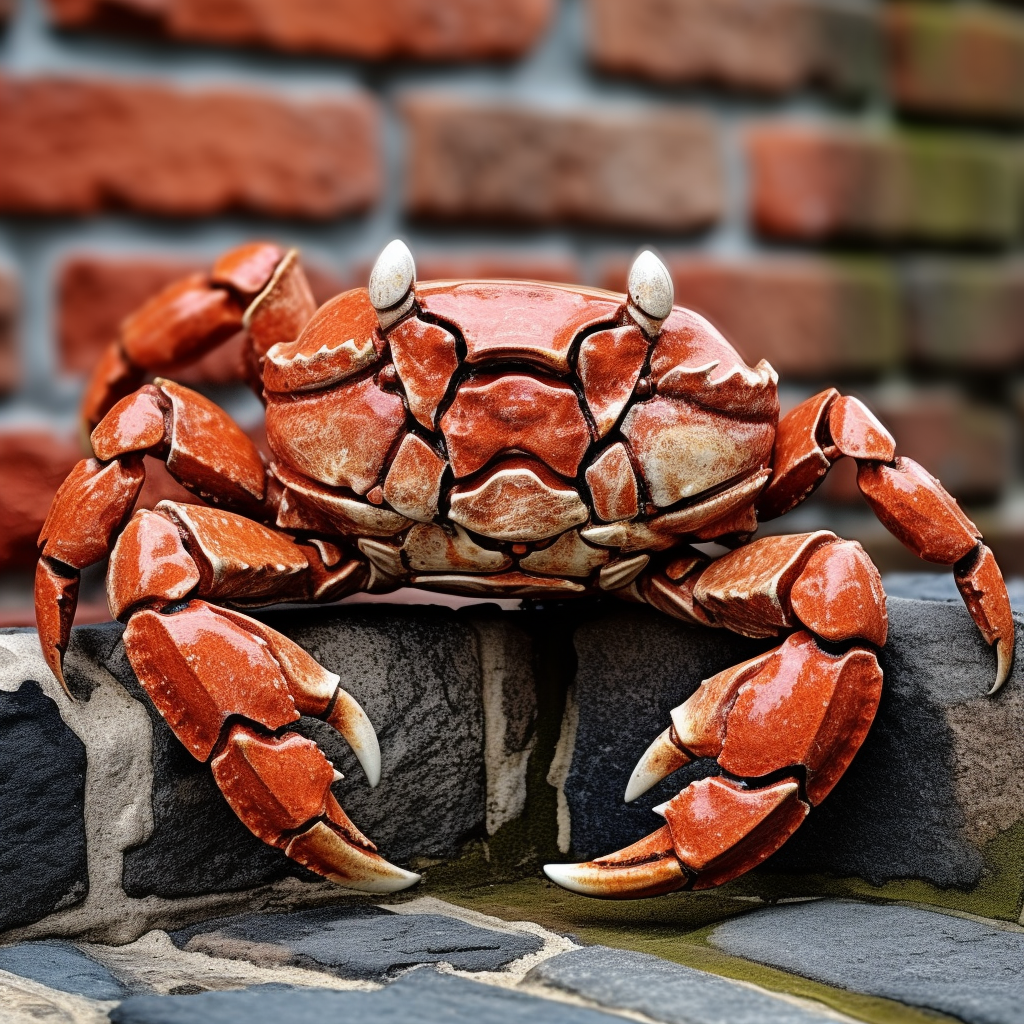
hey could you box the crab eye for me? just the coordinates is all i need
[627,249,674,338]
[369,239,416,330]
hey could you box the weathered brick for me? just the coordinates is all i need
[903,260,1024,370]
[403,96,723,231]
[587,0,880,99]
[747,125,1017,244]
[818,388,1013,505]
[0,268,17,394]
[0,431,81,572]
[0,77,379,218]
[600,256,901,378]
[57,255,345,384]
[46,0,553,61]
[887,3,1024,122]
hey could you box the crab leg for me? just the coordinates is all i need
[36,379,277,690]
[758,391,1013,691]
[81,242,315,430]
[546,532,886,898]
[101,503,411,891]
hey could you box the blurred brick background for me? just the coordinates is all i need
[2,0,1024,623]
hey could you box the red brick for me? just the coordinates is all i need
[0,269,17,395]
[903,260,1024,370]
[0,76,379,218]
[57,254,346,384]
[887,4,1024,122]
[817,389,1012,505]
[747,124,1016,244]
[46,0,553,61]
[0,431,82,571]
[587,0,880,99]
[600,256,901,379]
[403,96,723,232]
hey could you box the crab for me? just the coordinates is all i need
[36,240,1013,899]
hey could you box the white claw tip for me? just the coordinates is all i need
[543,863,587,895]
[990,642,1012,695]
[332,769,345,784]
[628,250,674,322]
[369,239,416,312]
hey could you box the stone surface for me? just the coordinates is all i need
[0,941,130,1000]
[111,969,622,1024]
[169,904,541,980]
[711,900,1024,1024]
[562,599,1024,887]
[0,680,88,930]
[109,605,487,897]
[45,0,555,61]
[0,77,379,218]
[403,96,722,231]
[528,946,834,1023]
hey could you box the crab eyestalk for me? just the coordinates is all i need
[627,250,674,338]
[369,239,417,330]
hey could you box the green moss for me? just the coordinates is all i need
[717,818,1024,923]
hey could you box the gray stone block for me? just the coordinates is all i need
[168,904,542,980]
[0,677,88,929]
[710,900,1024,1024]
[107,605,487,898]
[561,599,1024,887]
[527,946,835,1023]
[110,969,622,1024]
[0,941,130,999]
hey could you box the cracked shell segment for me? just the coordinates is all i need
[578,325,650,437]
[441,374,590,479]
[622,397,774,508]
[383,434,446,522]
[418,280,620,372]
[520,530,609,577]
[263,288,383,393]
[267,375,407,495]
[448,458,589,542]
[388,317,460,430]
[586,443,640,523]
[403,523,511,573]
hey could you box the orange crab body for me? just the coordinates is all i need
[35,241,1014,898]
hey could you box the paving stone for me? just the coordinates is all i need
[169,904,541,980]
[711,900,1024,1024]
[0,678,88,930]
[527,946,834,1023]
[0,941,130,999]
[107,605,486,898]
[563,598,1024,887]
[110,969,621,1024]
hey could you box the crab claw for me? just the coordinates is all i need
[544,826,687,900]
[212,722,420,893]
[624,726,691,803]
[954,544,1015,694]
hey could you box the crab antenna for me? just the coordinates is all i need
[369,239,417,330]
[627,250,674,338]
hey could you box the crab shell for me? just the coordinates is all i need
[261,280,780,598]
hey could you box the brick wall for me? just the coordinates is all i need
[2,0,1024,622]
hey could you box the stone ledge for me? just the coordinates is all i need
[1,591,1021,943]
